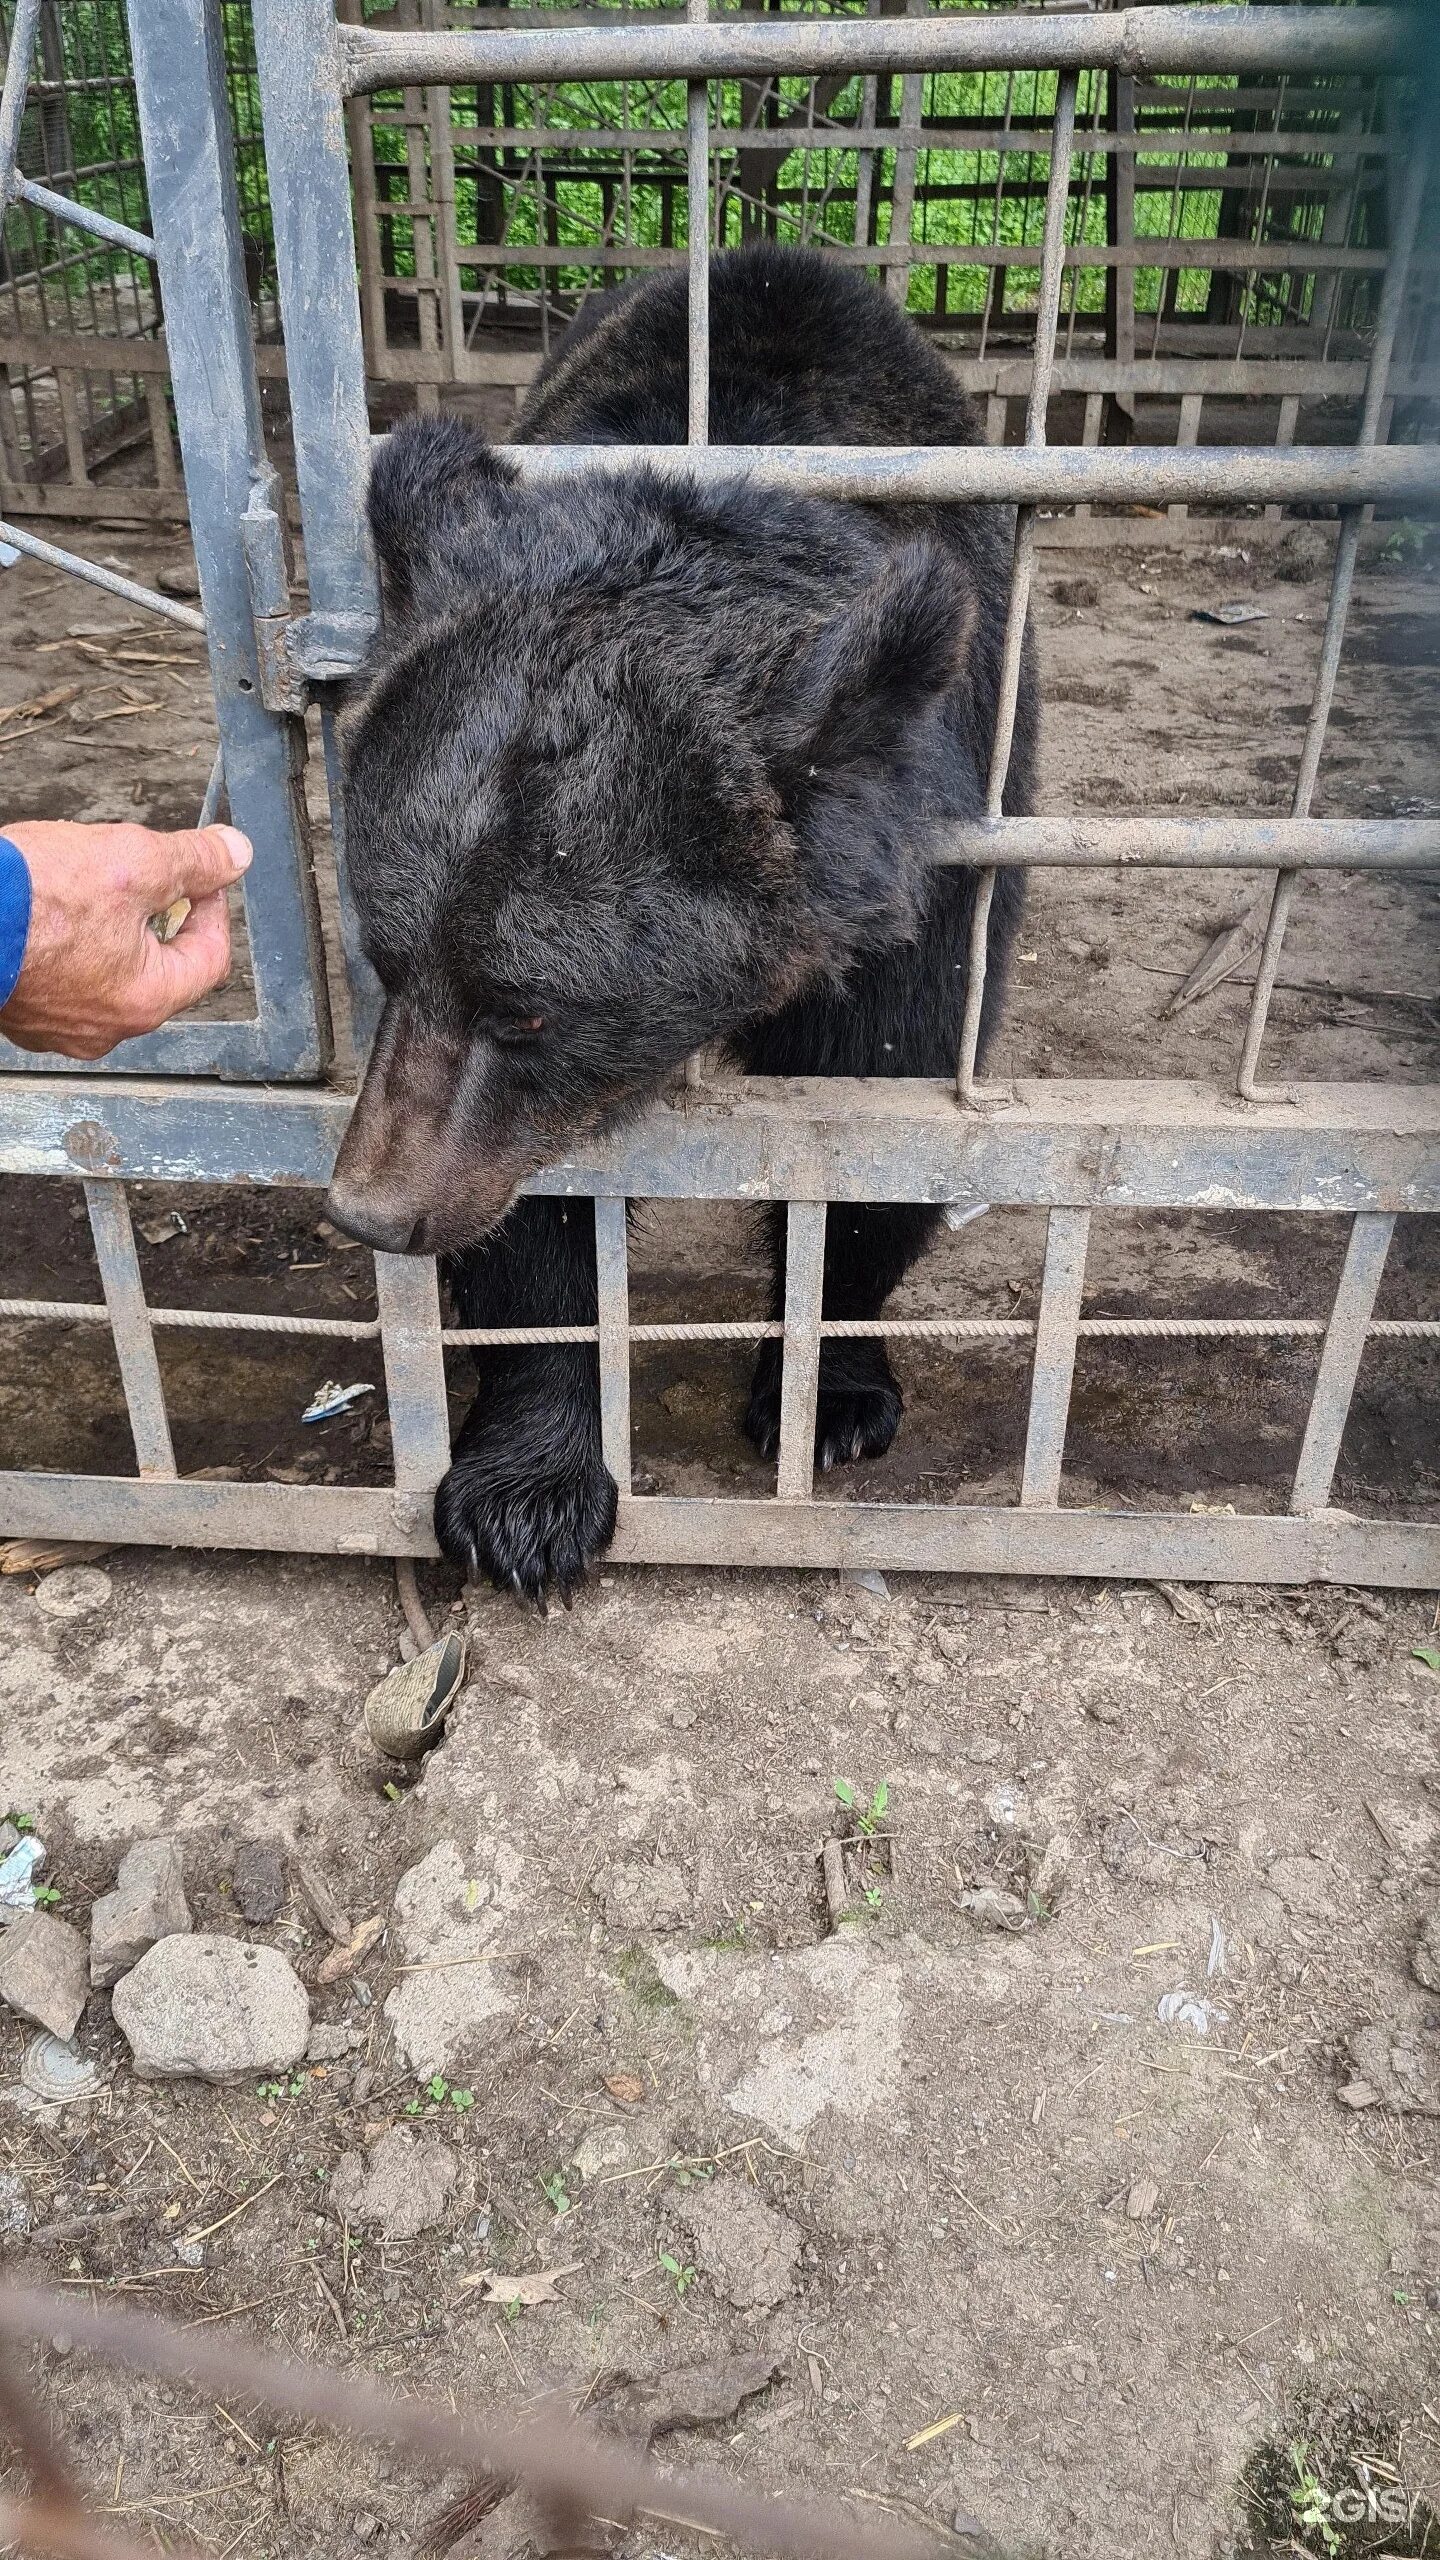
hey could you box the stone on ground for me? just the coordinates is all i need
[0,1909,90,2039]
[90,1838,192,1988]
[1413,1906,1440,1992]
[112,1934,309,2083]
[331,2128,457,2239]
[674,2175,800,2311]
[232,1839,286,1925]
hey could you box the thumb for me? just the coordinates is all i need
[139,823,253,904]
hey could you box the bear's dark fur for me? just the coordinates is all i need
[330,244,1035,1602]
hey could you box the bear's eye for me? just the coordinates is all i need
[492,1014,545,1044]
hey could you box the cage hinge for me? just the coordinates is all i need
[241,469,375,712]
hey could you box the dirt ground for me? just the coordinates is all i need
[0,506,1438,2560]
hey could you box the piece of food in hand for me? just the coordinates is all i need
[148,896,191,944]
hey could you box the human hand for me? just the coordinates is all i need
[0,817,252,1059]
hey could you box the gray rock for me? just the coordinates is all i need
[675,2175,800,2311]
[331,2128,457,2240]
[1340,2023,1440,2115]
[0,1911,89,2039]
[593,1858,689,1932]
[233,1840,286,1926]
[33,1566,111,1620]
[1412,1907,1440,1993]
[307,2023,363,2063]
[91,1840,192,1989]
[0,2169,31,2233]
[959,1886,1028,1931]
[112,1935,309,2084]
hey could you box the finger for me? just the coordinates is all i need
[127,822,253,906]
[136,886,232,1022]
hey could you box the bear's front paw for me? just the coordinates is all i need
[435,1435,618,1608]
[744,1342,904,1473]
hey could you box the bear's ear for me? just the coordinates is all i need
[368,416,518,617]
[772,540,976,799]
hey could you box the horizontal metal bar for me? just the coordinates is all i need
[1,1301,1433,1344]
[931,818,1440,872]
[1,1472,1435,1588]
[0,516,205,630]
[341,9,1415,92]
[494,443,1440,511]
[453,236,1403,277]
[3,1079,1435,1211]
[10,174,156,262]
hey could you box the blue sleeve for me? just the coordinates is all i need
[0,834,32,1009]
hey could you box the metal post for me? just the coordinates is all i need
[375,1253,452,1493]
[1236,107,1432,1103]
[776,1202,827,1502]
[1019,1207,1089,1509]
[120,0,332,1081]
[687,0,710,444]
[1291,1212,1395,1514]
[594,1199,633,1497]
[84,1183,175,1480]
[957,68,1077,1109]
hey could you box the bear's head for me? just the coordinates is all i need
[327,417,972,1256]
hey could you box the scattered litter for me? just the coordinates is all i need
[302,1379,374,1423]
[0,1539,113,1577]
[1206,1916,1229,1980]
[905,2412,965,2453]
[603,2071,646,2107]
[1193,602,1268,625]
[943,1201,990,1232]
[842,1569,889,1599]
[316,1913,385,1986]
[0,541,18,570]
[1153,1579,1216,1630]
[959,1886,1028,1932]
[20,2034,100,2107]
[1187,1499,1237,1518]
[363,1633,466,1759]
[295,1858,353,1946]
[0,1837,45,1910]
[460,2263,581,2306]
[1157,1988,1228,2038]
[1125,2176,1161,2221]
[137,1209,187,1246]
[1208,545,1250,563]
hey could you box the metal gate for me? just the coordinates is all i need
[0,2,1436,1590]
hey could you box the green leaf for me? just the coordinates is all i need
[1412,1644,1440,1673]
[833,1778,855,1809]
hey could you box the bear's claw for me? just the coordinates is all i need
[436,1437,618,1605]
[744,1341,904,1474]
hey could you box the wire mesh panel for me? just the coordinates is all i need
[0,0,1435,1590]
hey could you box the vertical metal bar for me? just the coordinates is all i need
[84,1182,176,1481]
[1236,108,1432,1104]
[251,0,377,648]
[687,0,709,446]
[1074,386,1102,522]
[128,0,330,1079]
[1265,390,1300,523]
[1170,386,1202,524]
[776,1201,826,1504]
[958,68,1076,1110]
[1291,1212,1395,1514]
[0,0,40,209]
[884,0,925,306]
[594,1198,632,1498]
[375,1252,452,1493]
[1019,1207,1090,1511]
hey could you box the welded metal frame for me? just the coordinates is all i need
[0,0,330,1082]
[0,2,1437,1591]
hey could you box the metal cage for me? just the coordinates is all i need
[0,1,1436,1592]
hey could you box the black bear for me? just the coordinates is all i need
[329,243,1035,1602]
